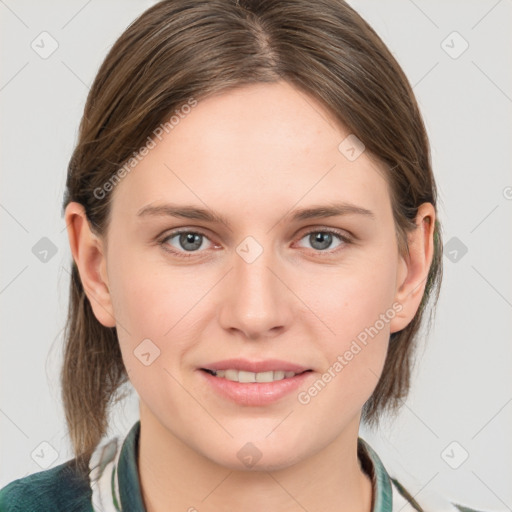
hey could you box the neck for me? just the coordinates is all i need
[137,406,373,512]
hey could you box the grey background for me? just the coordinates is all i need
[1,0,511,509]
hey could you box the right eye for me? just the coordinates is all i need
[160,229,217,258]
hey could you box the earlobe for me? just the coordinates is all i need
[64,202,116,328]
[389,203,436,334]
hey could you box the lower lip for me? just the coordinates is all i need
[198,370,313,406]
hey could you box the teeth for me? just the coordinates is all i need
[210,369,298,382]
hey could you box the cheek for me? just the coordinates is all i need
[107,251,213,372]
[108,247,190,335]
[304,248,399,342]
[108,263,189,408]
[106,252,172,361]
[297,249,398,401]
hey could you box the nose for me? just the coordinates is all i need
[218,239,294,341]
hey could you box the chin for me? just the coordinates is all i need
[201,439,307,473]
[213,454,302,473]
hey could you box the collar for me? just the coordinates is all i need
[89,421,397,512]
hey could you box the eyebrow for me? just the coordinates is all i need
[136,201,375,229]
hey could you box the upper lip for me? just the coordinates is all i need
[201,358,310,373]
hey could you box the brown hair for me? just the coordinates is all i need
[62,0,443,469]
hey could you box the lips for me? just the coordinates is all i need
[199,368,312,405]
[198,358,313,405]
[199,359,313,406]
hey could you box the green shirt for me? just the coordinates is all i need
[0,421,483,511]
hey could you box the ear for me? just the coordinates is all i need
[389,202,436,333]
[64,202,116,328]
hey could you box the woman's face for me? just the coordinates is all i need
[84,80,421,470]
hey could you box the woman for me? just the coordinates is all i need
[0,0,484,510]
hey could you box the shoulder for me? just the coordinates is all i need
[0,457,93,512]
[452,504,488,512]
[391,476,489,512]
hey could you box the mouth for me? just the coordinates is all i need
[197,358,314,405]
[200,368,312,383]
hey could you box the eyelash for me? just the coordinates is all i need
[158,227,353,260]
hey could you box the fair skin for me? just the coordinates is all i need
[65,80,435,512]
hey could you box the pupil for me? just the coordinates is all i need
[312,232,332,250]
[181,232,201,251]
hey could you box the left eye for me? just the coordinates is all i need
[296,230,348,252]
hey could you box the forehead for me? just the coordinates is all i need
[110,81,391,225]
